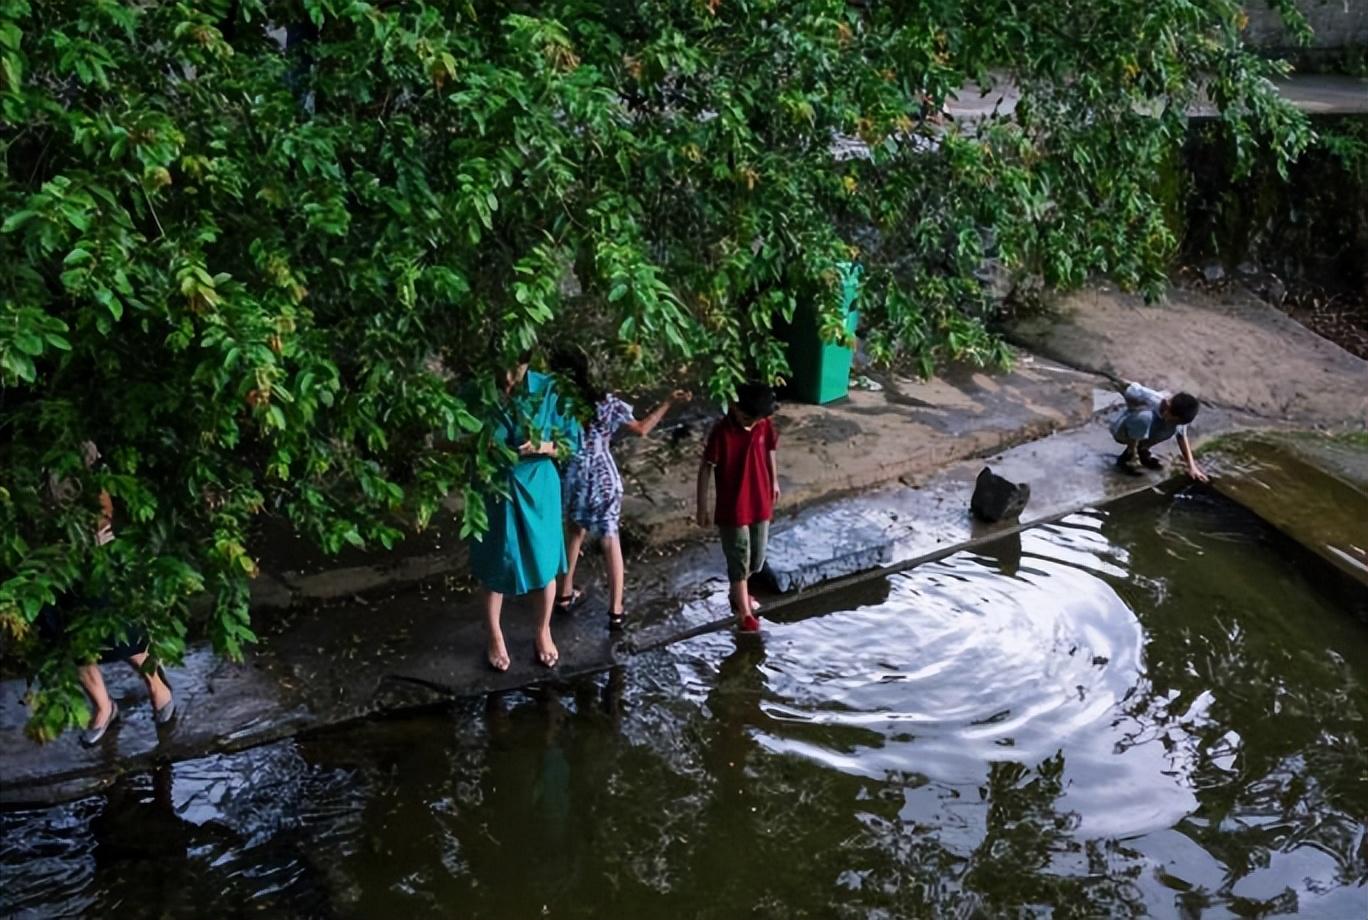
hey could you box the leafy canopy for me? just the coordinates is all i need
[0,0,1308,737]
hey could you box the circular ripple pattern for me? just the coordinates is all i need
[752,516,1198,837]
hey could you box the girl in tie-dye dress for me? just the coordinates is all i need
[555,350,690,630]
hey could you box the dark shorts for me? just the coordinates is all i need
[719,521,770,583]
[37,601,148,664]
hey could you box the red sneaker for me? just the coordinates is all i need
[739,613,761,633]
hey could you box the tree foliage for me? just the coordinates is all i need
[1,0,1309,736]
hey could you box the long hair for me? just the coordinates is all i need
[550,348,606,413]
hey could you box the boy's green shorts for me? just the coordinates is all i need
[719,521,770,582]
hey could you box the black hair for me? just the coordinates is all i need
[735,382,777,419]
[1169,392,1199,424]
[517,348,533,366]
[550,347,606,405]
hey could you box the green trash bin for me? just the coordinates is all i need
[787,262,861,405]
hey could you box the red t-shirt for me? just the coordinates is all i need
[704,415,779,526]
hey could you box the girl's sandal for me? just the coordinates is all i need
[608,611,627,632]
[555,588,584,615]
[81,702,120,747]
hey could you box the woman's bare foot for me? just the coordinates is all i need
[534,631,559,668]
[487,635,511,672]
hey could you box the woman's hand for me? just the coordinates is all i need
[518,440,555,458]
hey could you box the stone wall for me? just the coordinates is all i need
[1243,0,1368,51]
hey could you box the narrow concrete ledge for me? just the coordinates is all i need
[10,275,1366,805]
[0,408,1283,807]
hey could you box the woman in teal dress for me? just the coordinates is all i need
[470,355,581,671]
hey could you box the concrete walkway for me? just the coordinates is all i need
[4,283,1366,806]
[945,74,1368,120]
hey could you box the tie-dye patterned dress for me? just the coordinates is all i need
[562,394,635,538]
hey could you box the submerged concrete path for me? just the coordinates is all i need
[4,283,1366,806]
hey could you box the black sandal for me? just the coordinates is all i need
[555,588,584,614]
[608,611,626,632]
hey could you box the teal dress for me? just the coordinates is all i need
[469,371,581,596]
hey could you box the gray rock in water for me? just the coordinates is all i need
[1202,263,1226,283]
[970,467,1030,522]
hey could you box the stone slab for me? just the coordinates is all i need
[764,507,896,592]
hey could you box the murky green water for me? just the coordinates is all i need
[3,489,1367,918]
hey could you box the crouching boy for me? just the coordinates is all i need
[1111,381,1207,481]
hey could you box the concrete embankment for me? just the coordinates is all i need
[4,282,1365,807]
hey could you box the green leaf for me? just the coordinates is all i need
[2,210,36,233]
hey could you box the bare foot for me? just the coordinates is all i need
[487,635,510,672]
[535,631,559,668]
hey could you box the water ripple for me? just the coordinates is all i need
[752,520,1199,837]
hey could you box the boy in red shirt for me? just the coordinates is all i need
[696,383,780,632]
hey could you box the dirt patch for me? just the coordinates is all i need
[1171,266,1368,362]
[1278,292,1368,361]
[1010,283,1368,427]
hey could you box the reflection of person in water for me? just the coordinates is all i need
[90,762,336,914]
[479,691,579,898]
[89,765,236,911]
[701,642,769,818]
[471,674,632,911]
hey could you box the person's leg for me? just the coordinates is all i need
[729,577,753,627]
[1115,438,1143,474]
[603,533,626,626]
[559,523,587,604]
[748,521,770,614]
[78,663,114,729]
[533,580,558,667]
[1114,413,1148,472]
[1137,434,1172,469]
[720,526,755,628]
[484,589,510,671]
[127,651,172,712]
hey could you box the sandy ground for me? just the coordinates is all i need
[1011,283,1368,427]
